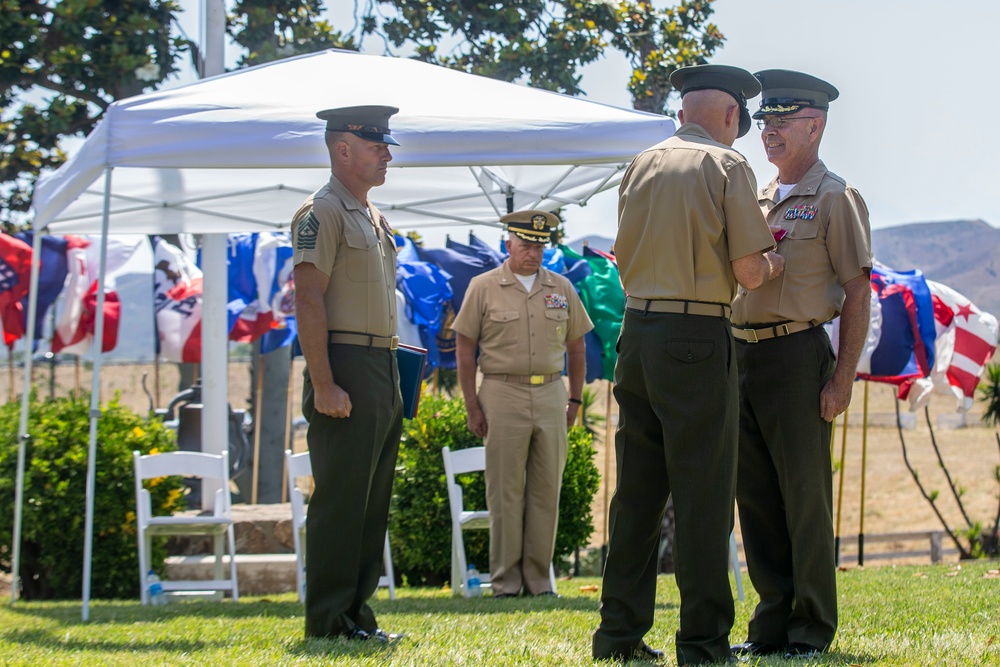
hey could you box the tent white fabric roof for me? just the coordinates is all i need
[32,48,676,234]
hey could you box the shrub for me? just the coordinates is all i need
[0,392,183,599]
[389,394,599,586]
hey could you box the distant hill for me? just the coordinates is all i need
[873,219,1000,317]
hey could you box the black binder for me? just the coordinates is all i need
[396,344,427,419]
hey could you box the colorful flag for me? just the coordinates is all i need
[226,233,294,344]
[0,232,33,346]
[901,280,999,411]
[853,263,936,387]
[559,244,625,381]
[51,236,140,355]
[154,237,203,363]
[396,259,454,373]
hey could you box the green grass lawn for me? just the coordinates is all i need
[1,562,998,666]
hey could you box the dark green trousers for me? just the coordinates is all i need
[735,326,837,650]
[302,343,403,638]
[594,310,738,665]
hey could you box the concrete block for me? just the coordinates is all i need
[166,554,297,596]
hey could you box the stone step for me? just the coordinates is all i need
[165,553,298,597]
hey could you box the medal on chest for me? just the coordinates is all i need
[783,205,818,221]
[544,293,568,309]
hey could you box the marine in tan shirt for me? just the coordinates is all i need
[452,210,593,598]
[292,105,404,644]
[594,64,783,666]
[730,70,872,662]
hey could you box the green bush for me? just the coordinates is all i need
[389,394,599,587]
[0,392,183,599]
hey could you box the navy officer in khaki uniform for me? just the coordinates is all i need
[292,105,403,643]
[730,70,871,661]
[452,211,593,598]
[593,64,784,665]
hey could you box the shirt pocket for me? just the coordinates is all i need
[488,310,521,346]
[343,223,383,282]
[543,309,569,341]
[780,220,824,275]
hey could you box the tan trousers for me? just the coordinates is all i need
[478,377,568,595]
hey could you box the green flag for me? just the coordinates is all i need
[560,245,625,381]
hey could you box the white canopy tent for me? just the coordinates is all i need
[18,48,675,618]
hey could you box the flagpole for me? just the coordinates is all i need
[857,380,870,566]
[281,346,294,503]
[74,357,80,397]
[834,407,849,566]
[250,346,265,505]
[602,379,613,558]
[6,347,13,404]
[82,166,114,621]
[10,229,44,604]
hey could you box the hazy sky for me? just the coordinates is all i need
[175,0,1000,245]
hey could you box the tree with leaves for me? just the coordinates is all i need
[370,0,724,113]
[0,0,351,229]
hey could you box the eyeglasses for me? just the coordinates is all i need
[756,116,819,130]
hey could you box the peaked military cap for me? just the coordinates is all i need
[669,64,761,138]
[502,210,559,245]
[316,105,400,145]
[752,69,839,118]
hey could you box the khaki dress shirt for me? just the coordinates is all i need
[451,260,593,375]
[291,175,397,336]
[615,123,775,305]
[731,160,871,326]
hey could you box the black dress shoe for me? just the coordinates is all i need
[783,643,823,659]
[534,591,561,598]
[491,592,518,599]
[371,628,405,642]
[344,628,371,641]
[731,641,783,656]
[631,642,665,661]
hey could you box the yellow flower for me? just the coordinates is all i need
[133,426,145,438]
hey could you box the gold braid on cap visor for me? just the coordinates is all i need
[757,103,803,114]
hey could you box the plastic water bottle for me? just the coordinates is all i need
[146,570,167,606]
[466,564,482,597]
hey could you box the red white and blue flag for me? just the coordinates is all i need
[853,263,937,386]
[0,233,33,347]
[154,237,203,363]
[900,280,999,411]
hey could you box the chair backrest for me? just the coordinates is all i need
[135,450,230,482]
[133,450,231,517]
[286,449,313,483]
[442,446,485,477]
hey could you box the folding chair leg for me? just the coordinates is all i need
[228,525,239,602]
[383,532,396,601]
[730,530,744,601]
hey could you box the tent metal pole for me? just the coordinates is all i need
[10,228,44,604]
[82,166,113,621]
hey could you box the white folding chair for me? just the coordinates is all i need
[442,445,557,597]
[133,450,239,603]
[285,449,395,602]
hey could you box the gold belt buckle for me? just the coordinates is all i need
[744,329,759,343]
[529,374,545,385]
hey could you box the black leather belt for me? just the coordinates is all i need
[732,322,816,343]
[625,296,731,319]
[328,332,399,349]
[483,372,562,386]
